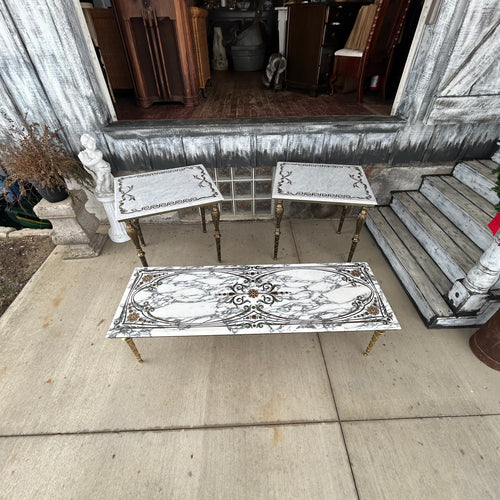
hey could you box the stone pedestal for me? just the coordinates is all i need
[95,194,129,243]
[33,190,107,259]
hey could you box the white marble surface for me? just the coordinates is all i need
[107,263,400,338]
[272,162,377,206]
[114,165,224,222]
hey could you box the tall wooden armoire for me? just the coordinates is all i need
[112,0,200,108]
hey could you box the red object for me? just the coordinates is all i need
[488,212,500,244]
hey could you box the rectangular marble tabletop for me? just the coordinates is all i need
[107,263,400,338]
[272,162,377,206]
[114,165,224,222]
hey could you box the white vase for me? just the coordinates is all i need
[212,27,228,71]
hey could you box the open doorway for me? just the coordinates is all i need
[81,0,423,121]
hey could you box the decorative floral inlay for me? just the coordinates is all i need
[107,264,399,337]
[127,311,140,322]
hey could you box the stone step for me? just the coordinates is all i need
[366,208,454,326]
[391,192,477,281]
[453,160,499,205]
[420,176,494,250]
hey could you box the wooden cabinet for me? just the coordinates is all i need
[286,2,365,95]
[112,0,199,108]
[88,8,133,91]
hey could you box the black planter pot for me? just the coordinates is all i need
[30,180,69,203]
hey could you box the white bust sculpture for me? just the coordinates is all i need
[78,133,114,199]
[77,132,129,243]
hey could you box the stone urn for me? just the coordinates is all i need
[470,308,500,371]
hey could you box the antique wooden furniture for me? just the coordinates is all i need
[114,165,224,265]
[272,162,377,261]
[111,0,200,108]
[330,0,413,102]
[88,7,133,91]
[107,262,400,362]
[190,7,211,97]
[285,2,365,96]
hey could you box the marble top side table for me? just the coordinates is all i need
[107,262,400,362]
[114,165,224,266]
[272,162,377,261]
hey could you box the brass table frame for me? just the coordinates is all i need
[124,203,221,267]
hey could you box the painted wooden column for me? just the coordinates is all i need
[448,234,500,314]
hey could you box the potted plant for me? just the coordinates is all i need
[0,115,93,203]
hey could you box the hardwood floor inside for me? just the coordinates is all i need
[113,70,393,121]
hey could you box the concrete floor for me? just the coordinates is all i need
[0,219,499,499]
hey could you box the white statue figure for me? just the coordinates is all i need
[212,27,228,71]
[78,133,114,199]
[78,133,129,243]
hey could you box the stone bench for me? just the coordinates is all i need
[107,262,400,362]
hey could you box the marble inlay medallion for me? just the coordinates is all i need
[107,263,400,338]
[114,165,224,221]
[272,162,377,205]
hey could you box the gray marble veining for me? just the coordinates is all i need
[114,165,224,222]
[272,162,377,205]
[107,263,400,338]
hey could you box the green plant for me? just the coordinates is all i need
[0,114,93,197]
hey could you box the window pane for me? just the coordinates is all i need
[255,200,272,214]
[217,167,231,180]
[255,166,273,178]
[236,200,252,214]
[234,181,252,197]
[234,167,252,178]
[218,181,232,196]
[221,201,233,214]
[255,180,272,196]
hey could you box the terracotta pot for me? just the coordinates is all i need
[31,180,69,203]
[469,309,500,371]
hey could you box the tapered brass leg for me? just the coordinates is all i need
[337,205,347,234]
[211,203,221,262]
[348,206,367,262]
[123,337,143,363]
[132,218,146,247]
[273,199,284,260]
[200,206,207,233]
[126,220,148,267]
[363,330,385,356]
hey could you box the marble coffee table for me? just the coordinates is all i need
[114,165,224,266]
[272,162,377,261]
[107,262,400,362]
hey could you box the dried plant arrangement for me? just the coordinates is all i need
[0,114,93,200]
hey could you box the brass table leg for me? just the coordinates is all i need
[363,330,385,356]
[123,338,143,363]
[200,206,207,233]
[131,218,146,247]
[211,203,222,262]
[348,205,367,262]
[126,220,148,267]
[337,205,347,234]
[273,199,284,260]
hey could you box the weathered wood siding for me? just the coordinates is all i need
[0,0,498,186]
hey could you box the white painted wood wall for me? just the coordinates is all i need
[0,0,498,184]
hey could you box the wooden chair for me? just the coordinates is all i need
[329,0,412,103]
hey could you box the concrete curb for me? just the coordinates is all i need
[0,227,53,239]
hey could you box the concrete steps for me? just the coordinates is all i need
[366,159,500,327]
